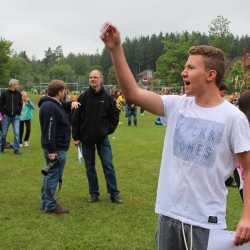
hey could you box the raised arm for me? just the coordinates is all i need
[101,23,164,116]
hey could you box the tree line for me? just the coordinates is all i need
[0,16,249,91]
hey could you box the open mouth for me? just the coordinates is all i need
[183,80,191,86]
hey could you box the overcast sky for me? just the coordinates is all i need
[1,0,249,59]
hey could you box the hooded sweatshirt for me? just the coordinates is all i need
[38,96,71,153]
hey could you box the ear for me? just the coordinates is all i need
[206,69,217,83]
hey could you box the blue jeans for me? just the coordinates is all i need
[41,150,67,212]
[82,136,119,197]
[2,115,20,151]
[128,110,137,126]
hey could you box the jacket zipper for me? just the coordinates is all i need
[11,94,13,116]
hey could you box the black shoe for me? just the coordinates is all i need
[111,195,122,204]
[89,194,99,203]
[14,150,21,155]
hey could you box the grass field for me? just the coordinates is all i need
[0,96,243,250]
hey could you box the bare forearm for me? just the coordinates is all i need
[242,169,250,218]
[234,152,250,245]
[111,46,139,103]
[103,24,164,116]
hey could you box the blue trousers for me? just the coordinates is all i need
[2,115,20,151]
[81,136,119,198]
[41,150,67,212]
[128,110,137,126]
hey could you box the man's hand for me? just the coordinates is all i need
[73,140,80,145]
[48,153,57,161]
[100,22,122,51]
[234,217,250,245]
[71,101,80,109]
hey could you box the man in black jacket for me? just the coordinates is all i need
[39,80,74,214]
[0,79,22,154]
[72,69,121,203]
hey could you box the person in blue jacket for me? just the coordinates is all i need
[19,91,35,147]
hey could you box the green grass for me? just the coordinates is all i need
[0,98,243,250]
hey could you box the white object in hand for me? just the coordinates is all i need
[77,144,83,163]
[208,230,250,250]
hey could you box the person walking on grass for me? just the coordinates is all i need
[126,101,137,126]
[20,91,35,147]
[0,79,22,155]
[101,23,250,249]
[72,69,122,203]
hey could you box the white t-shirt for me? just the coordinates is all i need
[156,95,250,229]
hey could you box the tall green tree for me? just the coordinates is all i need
[156,36,191,85]
[209,15,231,38]
[9,56,33,85]
[65,53,89,82]
[0,39,12,86]
[225,59,244,91]
[43,47,57,67]
[208,15,234,54]
[48,63,75,82]
[107,66,117,85]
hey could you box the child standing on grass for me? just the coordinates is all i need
[20,91,35,147]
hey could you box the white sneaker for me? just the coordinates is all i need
[24,141,29,147]
[19,144,23,147]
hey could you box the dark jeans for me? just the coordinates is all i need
[20,120,31,144]
[128,110,137,126]
[81,136,119,198]
[41,150,67,212]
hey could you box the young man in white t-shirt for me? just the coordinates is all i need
[101,23,250,249]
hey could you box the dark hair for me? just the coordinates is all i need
[188,45,225,87]
[219,82,228,91]
[48,80,65,97]
[238,91,250,114]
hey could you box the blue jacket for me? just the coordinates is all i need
[38,96,71,153]
[20,100,35,121]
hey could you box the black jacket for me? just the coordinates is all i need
[38,96,71,153]
[0,89,22,117]
[72,87,120,145]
